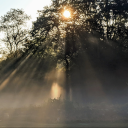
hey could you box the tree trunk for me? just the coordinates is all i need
[65,56,70,100]
[65,28,70,100]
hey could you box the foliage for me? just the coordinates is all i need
[31,0,128,64]
[0,9,30,53]
[27,0,128,99]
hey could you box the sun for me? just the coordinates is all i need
[63,10,71,18]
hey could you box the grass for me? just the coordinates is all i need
[0,99,128,127]
[0,121,128,128]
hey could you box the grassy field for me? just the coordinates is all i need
[0,99,128,127]
[0,122,128,128]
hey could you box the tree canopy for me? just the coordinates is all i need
[0,9,30,53]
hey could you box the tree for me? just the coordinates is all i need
[0,9,30,53]
[30,0,128,100]
[31,0,100,100]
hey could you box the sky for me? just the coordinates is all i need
[0,0,51,21]
[0,0,51,56]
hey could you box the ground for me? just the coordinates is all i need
[0,121,128,127]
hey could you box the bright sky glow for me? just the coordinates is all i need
[25,0,51,21]
[63,10,71,18]
[0,0,51,28]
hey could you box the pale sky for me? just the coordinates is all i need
[0,0,51,54]
[0,0,51,21]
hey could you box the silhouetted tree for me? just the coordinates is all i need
[30,0,128,99]
[0,9,30,53]
[31,0,97,99]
